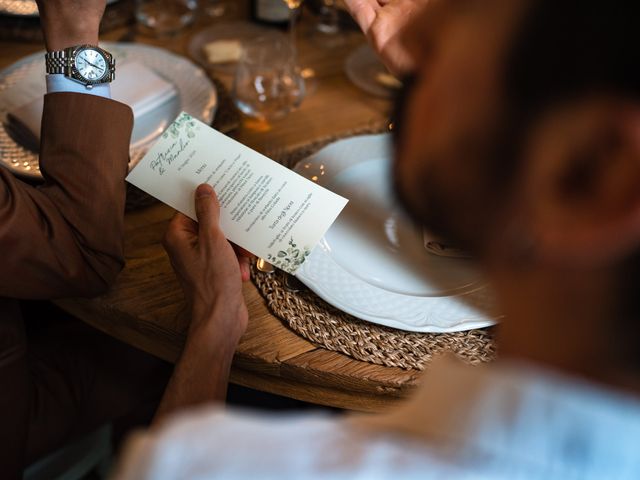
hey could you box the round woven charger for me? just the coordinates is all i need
[252,129,496,371]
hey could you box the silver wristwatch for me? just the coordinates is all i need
[45,44,115,89]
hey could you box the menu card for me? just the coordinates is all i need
[127,113,348,274]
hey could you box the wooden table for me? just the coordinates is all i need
[0,12,421,412]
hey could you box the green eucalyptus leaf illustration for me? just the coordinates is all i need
[265,238,312,274]
[163,113,198,140]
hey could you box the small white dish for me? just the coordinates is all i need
[294,134,500,332]
[188,22,273,75]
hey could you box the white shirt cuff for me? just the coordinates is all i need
[46,74,111,99]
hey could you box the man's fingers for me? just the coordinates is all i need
[344,0,379,33]
[194,184,221,236]
[232,244,254,260]
[237,254,251,282]
[231,244,253,282]
[163,213,197,252]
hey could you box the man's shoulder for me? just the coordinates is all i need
[112,406,448,480]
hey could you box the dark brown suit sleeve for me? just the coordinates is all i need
[0,93,132,477]
[0,92,133,298]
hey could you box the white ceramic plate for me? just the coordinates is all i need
[0,42,217,179]
[294,134,500,332]
[344,44,399,99]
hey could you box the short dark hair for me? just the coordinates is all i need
[507,1,640,119]
[505,0,640,365]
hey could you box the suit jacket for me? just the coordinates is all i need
[0,92,133,476]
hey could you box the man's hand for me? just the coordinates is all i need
[163,184,250,341]
[344,0,429,76]
[36,0,106,51]
[155,184,251,420]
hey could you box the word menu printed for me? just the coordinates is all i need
[126,113,348,274]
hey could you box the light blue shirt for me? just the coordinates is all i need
[46,74,111,98]
[112,356,640,479]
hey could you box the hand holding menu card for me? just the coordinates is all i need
[126,113,348,274]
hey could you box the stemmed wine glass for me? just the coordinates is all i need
[317,0,340,35]
[283,0,302,51]
[282,0,317,93]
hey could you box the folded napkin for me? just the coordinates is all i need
[6,62,177,151]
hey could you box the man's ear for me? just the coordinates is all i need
[522,98,640,267]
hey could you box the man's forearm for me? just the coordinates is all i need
[36,0,104,52]
[153,307,244,423]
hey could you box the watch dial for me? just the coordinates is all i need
[75,48,108,81]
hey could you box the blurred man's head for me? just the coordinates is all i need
[393,0,640,376]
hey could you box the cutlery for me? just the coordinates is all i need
[284,273,307,293]
[256,258,275,274]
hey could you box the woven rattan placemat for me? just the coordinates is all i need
[252,131,496,371]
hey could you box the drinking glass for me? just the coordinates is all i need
[233,34,305,121]
[135,0,199,36]
[282,0,317,93]
[282,0,303,53]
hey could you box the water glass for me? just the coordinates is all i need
[135,0,199,36]
[233,34,305,121]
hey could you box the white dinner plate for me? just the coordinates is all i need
[294,134,500,332]
[0,42,217,179]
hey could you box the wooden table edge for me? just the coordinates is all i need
[53,295,415,413]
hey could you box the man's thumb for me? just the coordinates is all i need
[194,183,220,233]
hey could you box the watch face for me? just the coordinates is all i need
[74,48,108,82]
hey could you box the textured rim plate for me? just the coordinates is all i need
[0,42,217,179]
[294,134,500,333]
[0,0,118,17]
